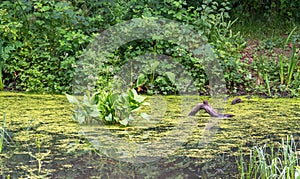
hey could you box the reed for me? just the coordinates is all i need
[0,113,11,153]
[280,26,299,89]
[286,45,298,88]
[0,113,5,153]
[237,136,299,179]
[0,40,3,91]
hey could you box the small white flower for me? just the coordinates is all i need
[88,75,96,79]
[247,73,252,79]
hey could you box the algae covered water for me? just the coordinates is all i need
[0,92,299,178]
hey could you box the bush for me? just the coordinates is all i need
[0,0,99,93]
[5,0,296,96]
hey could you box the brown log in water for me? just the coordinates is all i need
[231,98,242,105]
[188,100,234,118]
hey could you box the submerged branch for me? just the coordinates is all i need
[188,100,234,118]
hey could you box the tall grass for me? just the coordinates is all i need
[0,40,4,91]
[286,45,298,88]
[237,136,300,179]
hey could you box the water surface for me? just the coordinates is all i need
[0,92,299,178]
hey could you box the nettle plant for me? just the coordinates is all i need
[66,89,150,126]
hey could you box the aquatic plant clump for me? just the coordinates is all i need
[237,136,300,179]
[66,89,150,126]
[97,89,150,126]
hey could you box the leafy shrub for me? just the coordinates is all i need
[0,0,99,93]
[3,0,296,97]
[92,0,241,95]
[0,0,245,95]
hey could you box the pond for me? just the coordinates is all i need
[0,92,299,178]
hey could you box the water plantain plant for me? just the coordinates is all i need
[98,89,150,126]
[66,92,100,124]
[135,59,177,95]
[66,89,150,126]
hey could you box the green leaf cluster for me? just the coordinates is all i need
[67,89,149,126]
[66,92,99,124]
[98,89,149,126]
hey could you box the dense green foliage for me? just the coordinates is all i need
[0,0,98,92]
[230,0,300,21]
[0,0,299,96]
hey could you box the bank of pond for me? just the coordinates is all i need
[0,92,299,178]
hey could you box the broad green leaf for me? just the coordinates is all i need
[296,166,300,179]
[77,114,85,124]
[151,61,160,72]
[120,118,129,126]
[143,102,150,106]
[130,88,146,103]
[105,113,113,122]
[140,112,151,121]
[137,73,147,86]
[165,72,176,84]
[131,106,141,112]
[66,94,79,104]
[90,108,100,117]
[111,93,119,103]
